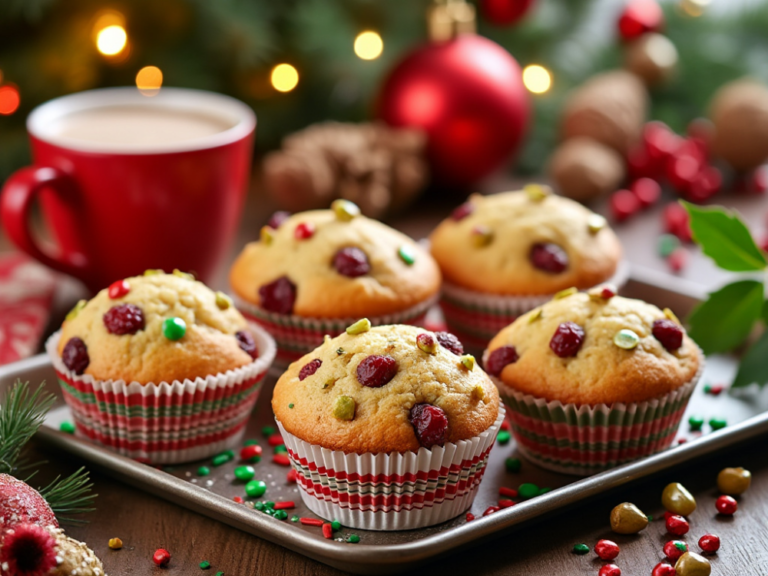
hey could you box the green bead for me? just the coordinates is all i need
[263,507,275,515]
[518,483,539,500]
[223,449,235,458]
[647,515,653,522]
[216,572,224,576]
[262,426,276,436]
[538,487,551,495]
[291,515,300,523]
[347,534,360,544]
[264,501,275,508]
[199,561,211,570]
[398,245,416,266]
[234,466,255,481]
[211,452,231,467]
[688,416,704,431]
[274,510,288,520]
[703,384,712,394]
[254,502,265,511]
[497,431,511,445]
[59,421,76,434]
[658,234,681,257]
[163,317,187,340]
[331,520,342,531]
[245,480,267,497]
[243,439,259,446]
[572,543,590,555]
[274,445,288,454]
[709,418,727,430]
[613,329,640,350]
[505,457,522,473]
[197,466,210,476]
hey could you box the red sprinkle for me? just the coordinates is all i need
[153,548,171,567]
[300,518,324,527]
[594,539,620,561]
[498,499,515,509]
[273,454,291,466]
[322,523,333,539]
[268,434,285,446]
[108,279,130,299]
[663,540,687,562]
[716,495,737,515]
[465,512,475,522]
[677,438,687,444]
[652,563,676,576]
[286,470,298,483]
[483,506,500,517]
[707,385,725,396]
[665,514,690,536]
[294,222,316,239]
[698,533,721,553]
[501,420,510,431]
[598,564,620,576]
[499,487,518,498]
[273,501,295,510]
[240,444,262,461]
[233,496,244,504]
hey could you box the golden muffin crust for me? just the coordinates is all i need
[273,324,499,454]
[429,190,622,295]
[58,273,256,384]
[229,208,441,318]
[485,292,701,405]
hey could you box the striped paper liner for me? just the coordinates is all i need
[46,323,276,464]
[234,294,438,367]
[276,407,505,531]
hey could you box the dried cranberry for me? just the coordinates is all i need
[715,495,737,515]
[299,359,322,381]
[268,211,290,229]
[549,322,585,358]
[235,330,259,359]
[258,276,297,314]
[451,202,474,221]
[410,403,448,448]
[103,304,145,335]
[435,331,463,356]
[485,346,519,376]
[333,247,370,278]
[62,337,89,375]
[652,319,684,351]
[356,355,397,388]
[529,243,568,273]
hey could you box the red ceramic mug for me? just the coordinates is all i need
[0,87,256,292]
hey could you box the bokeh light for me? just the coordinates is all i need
[0,85,20,115]
[271,64,299,92]
[522,64,552,94]
[96,25,127,56]
[354,31,383,60]
[136,66,163,96]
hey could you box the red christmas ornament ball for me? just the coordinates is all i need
[378,34,529,188]
[617,0,664,41]
[0,474,58,531]
[481,0,537,26]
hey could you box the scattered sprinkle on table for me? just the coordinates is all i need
[108,538,123,550]
[234,466,256,481]
[243,438,259,446]
[274,510,289,520]
[572,543,589,555]
[322,523,333,539]
[245,480,267,497]
[499,487,518,498]
[688,416,704,431]
[331,520,342,531]
[59,421,75,434]
[505,457,521,473]
[232,496,244,504]
[268,433,284,446]
[197,466,210,476]
[240,445,262,462]
[466,512,475,522]
[291,515,300,523]
[709,417,727,430]
[347,535,360,544]
[200,561,211,570]
[498,499,514,509]
[262,426,276,436]
[274,444,288,454]
[496,431,511,445]
[273,454,291,466]
[153,549,171,567]
[274,501,295,510]
[287,470,297,483]
[300,518,324,527]
[518,483,539,500]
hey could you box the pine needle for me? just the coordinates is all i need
[0,380,54,475]
[37,467,96,524]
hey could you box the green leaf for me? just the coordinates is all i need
[688,280,763,354]
[683,201,767,272]
[732,329,768,388]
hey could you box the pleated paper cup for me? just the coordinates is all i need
[46,323,276,465]
[276,407,505,531]
[234,294,438,367]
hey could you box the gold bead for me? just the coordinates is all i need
[717,467,751,496]
[108,537,123,550]
[661,482,697,516]
[675,552,711,576]
[610,502,649,534]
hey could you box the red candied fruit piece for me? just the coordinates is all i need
[410,403,448,448]
[294,222,315,240]
[663,540,687,562]
[268,211,291,229]
[529,242,568,273]
[435,331,463,356]
[235,330,259,359]
[451,202,474,221]
[549,322,585,358]
[333,247,370,278]
[698,533,720,554]
[103,303,145,335]
[485,346,519,377]
[652,319,684,351]
[62,337,90,375]
[258,276,297,314]
[356,355,397,388]
[108,279,130,299]
[665,514,689,536]
[598,564,620,576]
[594,539,620,561]
[716,495,737,515]
[153,549,171,567]
[652,564,676,576]
[299,359,322,381]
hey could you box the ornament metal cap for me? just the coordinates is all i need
[428,0,476,42]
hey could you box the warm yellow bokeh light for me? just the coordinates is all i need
[271,64,299,93]
[354,31,383,60]
[136,66,163,96]
[523,64,552,94]
[96,25,127,56]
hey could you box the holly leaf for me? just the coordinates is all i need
[682,201,767,272]
[688,280,763,355]
[732,329,768,389]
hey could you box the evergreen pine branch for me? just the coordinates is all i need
[37,468,96,524]
[0,380,55,475]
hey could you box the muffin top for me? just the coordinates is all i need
[429,188,622,295]
[229,202,441,318]
[57,272,259,384]
[485,289,701,405]
[272,324,500,454]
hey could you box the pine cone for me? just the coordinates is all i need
[263,122,428,218]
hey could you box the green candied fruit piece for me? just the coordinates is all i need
[199,561,211,570]
[273,510,288,520]
[333,395,356,421]
[347,534,360,544]
[709,418,727,430]
[688,416,704,431]
[331,520,342,531]
[346,318,371,335]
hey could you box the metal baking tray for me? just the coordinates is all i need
[3,277,768,575]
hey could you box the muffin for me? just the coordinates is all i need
[430,187,624,351]
[230,200,441,365]
[47,271,276,464]
[272,323,502,530]
[483,288,702,475]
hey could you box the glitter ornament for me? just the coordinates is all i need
[0,474,58,531]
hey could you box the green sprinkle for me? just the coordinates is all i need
[675,542,688,552]
[263,507,275,516]
[243,439,259,446]
[647,515,653,522]
[212,452,232,467]
[59,421,76,434]
[197,466,210,476]
[347,534,360,544]
[245,480,267,497]
[163,317,187,340]
[346,318,371,335]
[234,466,255,481]
[223,450,235,458]
[658,234,681,257]
[274,510,288,520]
[65,299,87,321]
[613,329,640,350]
[264,501,275,509]
[505,457,522,473]
[538,487,551,495]
[460,354,476,371]
[336,348,345,355]
[554,287,577,300]
[215,291,232,310]
[572,543,590,555]
[216,572,224,576]
[703,384,712,393]
[709,417,727,430]
[274,444,288,454]
[331,520,342,531]
[518,483,539,500]
[254,502,265,511]
[497,431,511,445]
[288,403,294,409]
[333,395,356,421]
[688,416,704,431]
[262,426,277,436]
[398,245,416,265]
[199,561,211,570]
[291,515,300,523]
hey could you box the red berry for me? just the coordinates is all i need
[665,514,689,536]
[294,222,315,239]
[108,279,130,299]
[601,285,617,299]
[410,403,448,448]
[0,474,58,530]
[333,247,370,278]
[663,540,688,562]
[235,330,259,359]
[153,548,171,567]
[258,276,297,314]
[652,319,684,351]
[62,336,90,375]
[549,322,585,358]
[452,202,474,221]
[103,304,145,336]
[698,533,720,554]
[617,0,663,41]
[662,203,692,243]
[667,247,688,273]
[749,167,768,194]
[667,155,700,194]
[598,563,621,576]
[299,359,322,381]
[676,138,708,166]
[482,506,500,517]
[631,178,661,208]
[485,346,519,376]
[268,211,291,229]
[240,444,262,461]
[610,189,641,221]
[652,563,676,576]
[716,495,737,515]
[435,331,463,356]
[286,469,297,483]
[627,146,659,180]
[594,539,620,561]
[686,166,721,202]
[645,122,679,163]
[356,355,397,388]
[530,242,568,273]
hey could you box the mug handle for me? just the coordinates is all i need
[1,166,91,280]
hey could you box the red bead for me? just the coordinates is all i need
[466,512,475,522]
[483,506,500,516]
[716,495,737,515]
[652,563,676,576]
[665,514,689,536]
[485,346,519,376]
[108,279,130,299]
[677,438,687,444]
[274,501,295,510]
[258,276,297,314]
[273,454,291,466]
[698,533,720,553]
[300,518,324,526]
[322,523,333,539]
[617,0,663,41]
[436,331,463,356]
[676,138,708,166]
[294,222,315,239]
[627,146,658,180]
[610,189,642,222]
[601,286,617,299]
[631,178,661,208]
[233,496,244,504]
[299,359,322,381]
[153,548,171,567]
[410,403,448,448]
[499,486,518,498]
[645,122,679,163]
[667,247,688,273]
[333,247,370,278]
[663,539,688,562]
[357,355,398,388]
[529,242,569,273]
[662,203,692,243]
[452,202,474,221]
[498,499,515,508]
[286,469,297,483]
[652,319,684,351]
[240,445,262,461]
[549,322,585,358]
[598,563,621,576]
[268,434,285,446]
[594,539,620,561]
[103,304,145,335]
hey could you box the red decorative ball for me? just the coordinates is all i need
[594,539,620,561]
[716,495,737,515]
[153,548,171,567]
[598,564,621,576]
[652,563,676,576]
[240,444,262,462]
[663,539,688,562]
[699,533,721,553]
[665,514,690,536]
[480,0,537,26]
[378,34,529,188]
[0,474,58,531]
[617,0,664,41]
